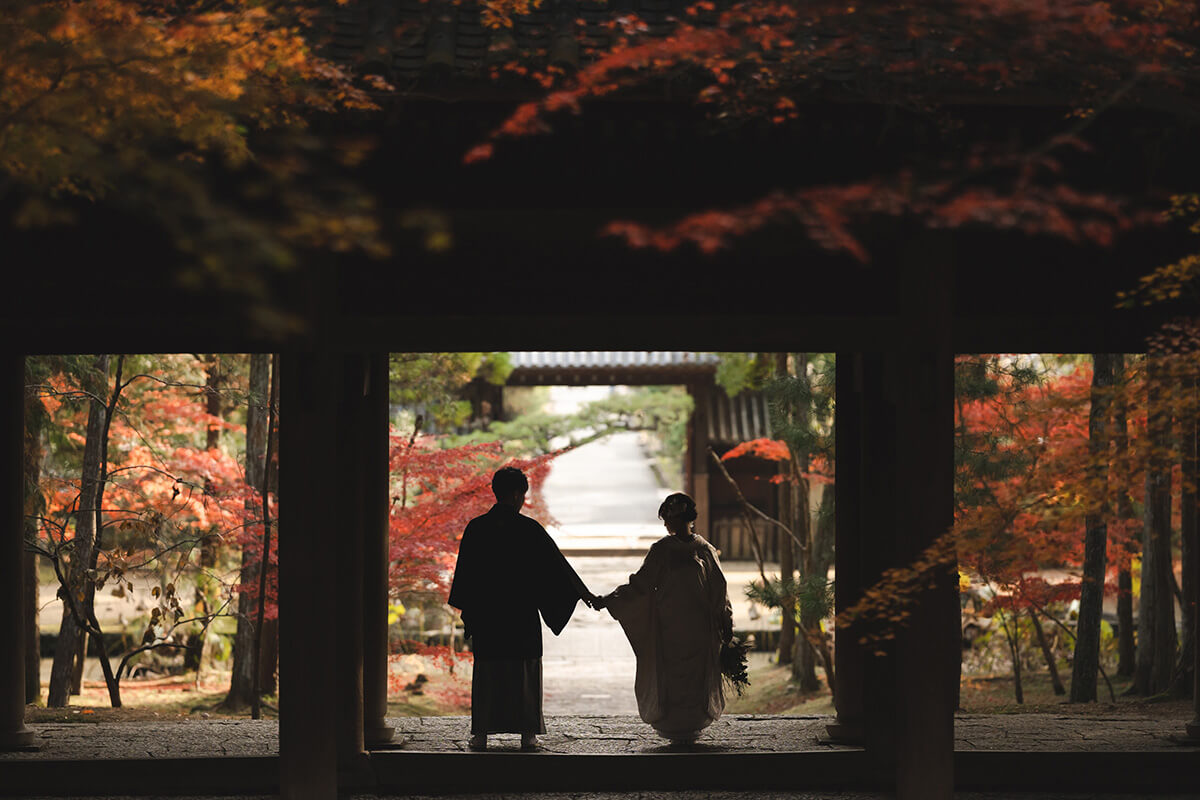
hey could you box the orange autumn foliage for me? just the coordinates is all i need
[1,0,389,309]
[1,1,374,198]
[836,354,1182,649]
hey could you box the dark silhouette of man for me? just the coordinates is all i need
[448,466,595,750]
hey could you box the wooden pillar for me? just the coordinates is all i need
[278,350,340,799]
[892,349,957,798]
[24,550,40,704]
[827,352,864,744]
[892,234,957,800]
[335,355,367,771]
[833,234,957,799]
[363,352,395,747]
[1,354,35,750]
[858,351,900,761]
[689,381,711,537]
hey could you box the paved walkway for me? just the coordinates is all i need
[541,430,669,531]
[540,433,778,715]
[4,711,1196,760]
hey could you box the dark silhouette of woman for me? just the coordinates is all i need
[594,492,734,745]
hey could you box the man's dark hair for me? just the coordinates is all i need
[492,466,529,499]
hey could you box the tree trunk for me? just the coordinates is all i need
[1117,567,1135,677]
[791,354,819,690]
[775,353,796,667]
[200,354,223,568]
[204,354,222,452]
[224,354,269,710]
[1113,354,1136,678]
[23,369,45,705]
[1032,609,1066,695]
[1071,353,1114,702]
[47,355,109,708]
[1134,356,1178,696]
[1002,611,1024,704]
[812,481,836,699]
[81,356,125,708]
[258,617,279,695]
[251,354,280,719]
[69,635,84,696]
[1171,374,1197,698]
[777,480,796,667]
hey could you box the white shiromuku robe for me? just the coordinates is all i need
[605,533,734,741]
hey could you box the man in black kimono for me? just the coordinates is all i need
[448,466,595,751]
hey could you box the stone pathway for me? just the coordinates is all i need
[539,433,781,716]
[954,712,1197,751]
[4,712,1196,761]
[398,715,848,753]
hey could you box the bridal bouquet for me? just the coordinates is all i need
[720,637,751,697]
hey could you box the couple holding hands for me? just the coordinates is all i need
[448,466,737,751]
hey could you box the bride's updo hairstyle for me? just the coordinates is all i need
[658,492,698,534]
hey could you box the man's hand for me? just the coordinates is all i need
[591,594,607,611]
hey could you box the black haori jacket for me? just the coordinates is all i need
[448,503,586,660]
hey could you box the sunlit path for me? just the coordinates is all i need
[537,430,772,716]
[538,431,665,715]
[542,430,669,551]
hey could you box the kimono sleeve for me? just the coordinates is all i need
[706,543,734,642]
[603,544,664,659]
[533,522,587,636]
[447,522,477,615]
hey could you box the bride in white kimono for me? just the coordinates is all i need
[595,492,734,744]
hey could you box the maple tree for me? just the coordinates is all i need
[26,354,267,708]
[0,1,388,327]
[714,351,1194,704]
[835,351,1193,704]
[464,0,1194,266]
[712,353,837,696]
[388,434,554,601]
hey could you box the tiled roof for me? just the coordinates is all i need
[509,351,719,369]
[319,0,1148,101]
[321,0,913,86]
